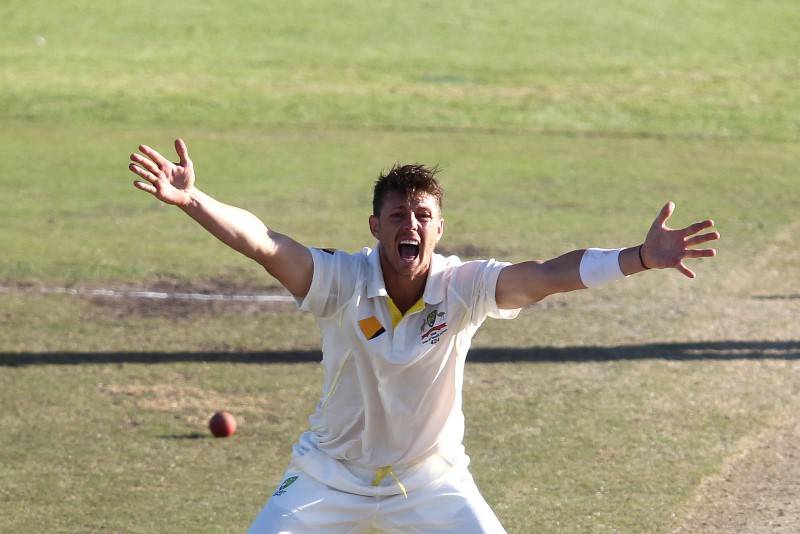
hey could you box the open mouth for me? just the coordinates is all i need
[398,239,420,261]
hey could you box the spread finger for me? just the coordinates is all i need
[129,163,158,183]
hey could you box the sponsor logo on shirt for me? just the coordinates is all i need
[359,315,386,340]
[420,309,447,345]
[273,475,299,496]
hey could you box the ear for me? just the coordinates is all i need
[435,217,445,243]
[369,214,379,239]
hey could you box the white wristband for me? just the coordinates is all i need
[579,248,625,288]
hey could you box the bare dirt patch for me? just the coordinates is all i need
[86,293,294,319]
[2,278,296,318]
[675,411,800,534]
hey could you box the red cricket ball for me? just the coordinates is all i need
[209,411,237,438]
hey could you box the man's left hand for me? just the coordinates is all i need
[641,202,720,278]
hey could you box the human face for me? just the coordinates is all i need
[369,192,444,280]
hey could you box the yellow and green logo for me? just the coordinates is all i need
[426,310,438,327]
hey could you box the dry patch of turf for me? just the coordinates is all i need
[675,410,800,534]
[1,278,295,318]
[86,293,295,319]
[667,220,800,533]
[98,372,279,427]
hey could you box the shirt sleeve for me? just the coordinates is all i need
[450,258,521,325]
[469,259,521,323]
[296,247,361,318]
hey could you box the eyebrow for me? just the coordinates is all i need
[387,204,435,215]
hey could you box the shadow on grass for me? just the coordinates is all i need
[1,341,798,366]
[158,432,208,440]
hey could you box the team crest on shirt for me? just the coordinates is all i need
[273,475,299,496]
[420,309,447,345]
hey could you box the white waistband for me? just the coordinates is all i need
[289,433,469,496]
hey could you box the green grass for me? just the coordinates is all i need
[2,1,799,139]
[0,121,795,283]
[2,0,799,532]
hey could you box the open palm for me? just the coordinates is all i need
[641,202,719,278]
[128,139,195,207]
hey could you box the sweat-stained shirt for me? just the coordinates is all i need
[289,245,520,496]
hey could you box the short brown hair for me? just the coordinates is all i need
[372,163,443,216]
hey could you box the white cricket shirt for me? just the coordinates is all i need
[290,245,520,495]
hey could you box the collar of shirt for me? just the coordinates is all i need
[365,244,446,305]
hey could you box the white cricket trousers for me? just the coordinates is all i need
[248,464,506,533]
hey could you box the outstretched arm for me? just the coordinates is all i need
[128,139,312,298]
[495,202,720,309]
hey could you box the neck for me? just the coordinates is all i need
[378,246,428,314]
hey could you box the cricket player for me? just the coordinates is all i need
[128,139,719,533]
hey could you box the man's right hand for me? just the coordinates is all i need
[129,138,195,207]
[127,138,314,298]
